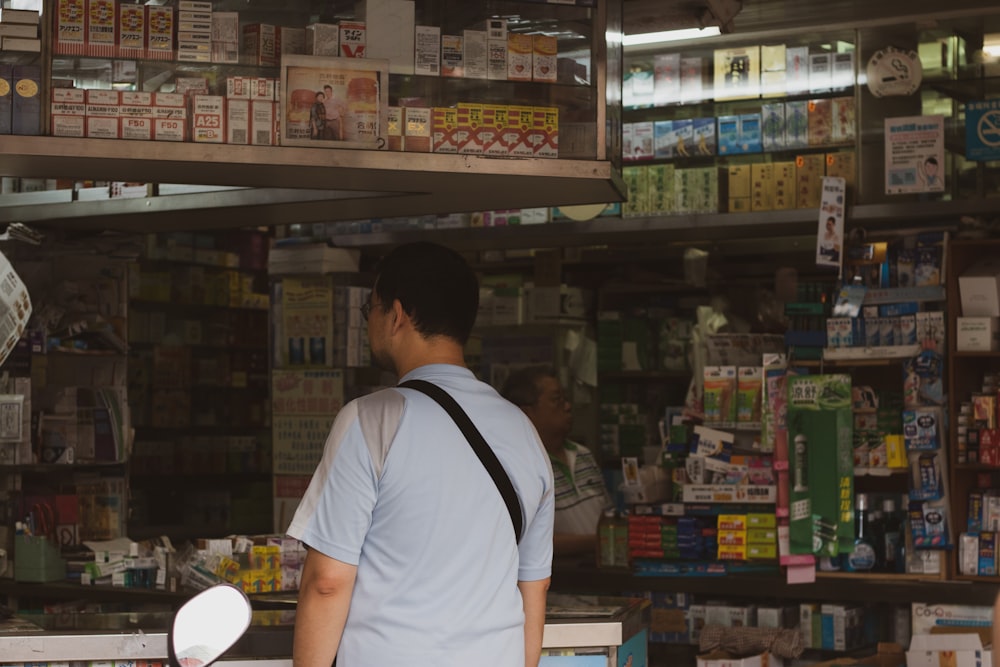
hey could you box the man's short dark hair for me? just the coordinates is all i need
[501,365,556,407]
[373,241,479,345]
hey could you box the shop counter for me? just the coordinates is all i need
[0,593,649,666]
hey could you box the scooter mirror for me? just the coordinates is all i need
[168,584,252,667]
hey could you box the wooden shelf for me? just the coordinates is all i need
[599,370,689,380]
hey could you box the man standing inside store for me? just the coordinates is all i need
[287,242,555,667]
[503,366,612,559]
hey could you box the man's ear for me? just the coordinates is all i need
[388,299,406,333]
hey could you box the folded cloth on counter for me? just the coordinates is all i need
[699,624,805,659]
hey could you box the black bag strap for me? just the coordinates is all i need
[398,379,524,543]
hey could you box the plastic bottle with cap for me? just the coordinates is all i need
[843,493,876,571]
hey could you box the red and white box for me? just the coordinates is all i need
[211,12,240,64]
[532,34,557,83]
[507,105,534,157]
[242,23,276,66]
[85,89,120,139]
[339,20,365,58]
[191,94,225,143]
[432,106,457,153]
[227,98,249,144]
[456,102,483,155]
[175,77,209,97]
[153,92,187,141]
[120,91,154,141]
[118,2,145,59]
[54,0,86,55]
[51,88,85,137]
[507,33,532,82]
[250,78,277,101]
[536,106,558,158]
[226,76,253,99]
[481,104,508,157]
[86,0,116,58]
[250,100,276,145]
[146,5,174,60]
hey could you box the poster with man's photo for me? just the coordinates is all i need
[280,55,388,150]
[884,115,945,194]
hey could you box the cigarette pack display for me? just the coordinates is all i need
[85,89,120,139]
[463,29,487,79]
[277,26,305,56]
[12,66,39,135]
[339,20,365,58]
[481,104,507,156]
[360,0,413,73]
[441,34,463,77]
[507,33,532,81]
[762,103,785,151]
[86,0,116,58]
[146,5,174,60]
[487,39,507,80]
[227,98,250,144]
[508,105,534,157]
[250,100,275,145]
[118,3,144,59]
[414,25,440,76]
[305,23,338,56]
[386,105,402,150]
[653,52,680,106]
[532,34,556,82]
[456,102,483,154]
[717,115,739,155]
[192,94,225,143]
[50,87,85,137]
[809,53,832,93]
[431,106,457,153]
[243,23,276,66]
[784,100,808,149]
[54,0,86,55]
[808,98,833,146]
[537,106,558,158]
[0,64,10,135]
[403,106,430,152]
[785,46,809,94]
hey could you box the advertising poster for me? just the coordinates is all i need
[816,176,846,270]
[884,115,945,194]
[280,54,388,149]
[786,375,854,557]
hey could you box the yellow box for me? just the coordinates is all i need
[717,514,747,531]
[536,106,558,158]
[885,434,907,468]
[457,102,484,155]
[717,544,748,560]
[432,106,458,153]
[773,161,796,210]
[795,153,825,208]
[747,512,776,528]
[482,104,508,157]
[728,197,751,213]
[751,162,775,211]
[728,164,752,199]
[747,543,778,559]
[386,105,402,151]
[747,527,777,543]
[718,529,748,546]
[403,106,431,153]
[507,104,535,157]
[826,150,856,195]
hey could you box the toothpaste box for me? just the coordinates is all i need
[51,88,86,137]
[191,94,225,143]
[85,89,120,139]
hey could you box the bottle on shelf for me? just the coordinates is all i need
[881,496,905,574]
[597,508,616,568]
[843,493,876,572]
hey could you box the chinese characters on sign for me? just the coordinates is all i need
[884,115,944,195]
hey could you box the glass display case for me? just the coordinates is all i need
[0,0,624,231]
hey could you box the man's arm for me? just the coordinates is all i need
[293,548,358,667]
[518,578,550,667]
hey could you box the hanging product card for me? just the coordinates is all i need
[816,176,846,269]
[885,115,945,194]
[0,251,30,369]
[786,375,854,557]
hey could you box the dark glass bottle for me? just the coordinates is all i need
[882,497,903,573]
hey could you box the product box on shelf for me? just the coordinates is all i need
[50,87,85,137]
[431,106,458,153]
[487,38,507,80]
[507,33,532,81]
[250,99,276,145]
[305,22,338,56]
[456,102,483,155]
[960,260,1000,317]
[191,94,225,143]
[403,106,431,152]
[227,98,250,144]
[85,0,116,58]
[533,34,557,82]
[536,106,558,158]
[211,11,239,63]
[153,92,187,141]
[339,20,365,58]
[907,634,991,667]
[481,104,507,156]
[243,23,276,66]
[441,34,463,77]
[146,5,174,60]
[54,0,86,55]
[121,91,154,141]
[386,105,402,150]
[957,316,1000,351]
[415,25,441,76]
[118,2,145,59]
[358,0,413,73]
[464,29,487,79]
[85,88,119,139]
[508,105,535,157]
[277,26,305,56]
[697,652,783,667]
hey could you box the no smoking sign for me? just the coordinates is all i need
[966,100,1000,160]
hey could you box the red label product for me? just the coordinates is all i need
[242,23,276,66]
[536,106,558,158]
[51,88,85,137]
[54,0,86,55]
[118,3,144,59]
[339,20,365,58]
[432,106,457,153]
[85,89,120,139]
[191,94,225,143]
[86,0,116,58]
[456,102,483,155]
[153,92,187,141]
[146,5,174,60]
[481,104,508,157]
[120,91,153,141]
[507,104,534,157]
